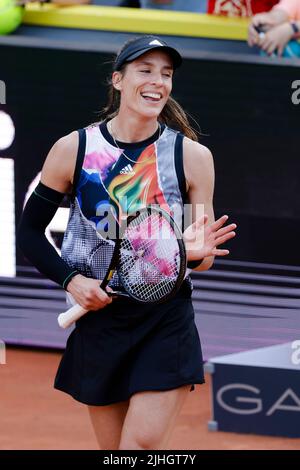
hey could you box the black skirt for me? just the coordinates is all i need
[54,280,205,406]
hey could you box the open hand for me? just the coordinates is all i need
[248,13,279,46]
[183,214,237,262]
[258,23,294,56]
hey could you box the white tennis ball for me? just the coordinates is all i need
[0,0,24,35]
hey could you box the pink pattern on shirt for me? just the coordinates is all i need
[83,127,122,181]
[84,150,120,172]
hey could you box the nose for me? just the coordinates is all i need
[150,73,164,87]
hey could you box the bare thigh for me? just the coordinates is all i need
[119,385,190,450]
[88,399,130,450]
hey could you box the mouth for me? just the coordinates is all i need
[140,92,163,103]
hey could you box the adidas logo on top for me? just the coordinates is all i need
[120,164,135,174]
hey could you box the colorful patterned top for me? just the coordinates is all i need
[61,121,187,287]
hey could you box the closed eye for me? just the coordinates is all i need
[139,70,171,77]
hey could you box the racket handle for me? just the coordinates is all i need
[57,303,88,329]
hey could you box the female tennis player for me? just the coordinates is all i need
[18,35,236,450]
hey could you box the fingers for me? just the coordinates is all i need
[106,285,116,299]
[209,215,229,232]
[212,220,237,255]
[82,289,112,311]
[252,13,274,29]
[183,214,208,242]
[248,25,260,46]
[215,223,237,238]
[248,12,280,48]
[185,215,237,260]
[212,248,230,257]
[67,275,113,310]
[79,282,112,311]
[215,230,236,247]
[95,285,112,303]
[277,44,285,57]
[258,25,289,56]
[192,213,208,230]
[260,36,277,55]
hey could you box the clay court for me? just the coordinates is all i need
[0,347,299,450]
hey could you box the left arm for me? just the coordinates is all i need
[183,138,236,272]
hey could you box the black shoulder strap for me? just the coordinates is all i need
[71,128,86,200]
[174,132,188,204]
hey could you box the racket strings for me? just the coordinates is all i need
[88,241,120,287]
[118,210,182,302]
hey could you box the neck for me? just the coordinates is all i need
[110,112,159,143]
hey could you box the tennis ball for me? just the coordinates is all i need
[0,0,23,35]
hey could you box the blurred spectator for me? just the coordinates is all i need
[138,0,207,13]
[120,0,279,13]
[208,0,278,17]
[248,0,300,56]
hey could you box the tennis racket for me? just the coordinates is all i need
[57,206,187,328]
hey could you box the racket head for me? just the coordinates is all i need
[117,205,187,304]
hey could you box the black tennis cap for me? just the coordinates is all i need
[114,36,182,71]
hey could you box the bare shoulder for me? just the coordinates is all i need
[40,131,79,193]
[52,130,79,153]
[44,131,78,168]
[183,137,214,190]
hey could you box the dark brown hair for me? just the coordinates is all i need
[98,38,200,141]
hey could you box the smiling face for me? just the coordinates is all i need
[112,49,174,120]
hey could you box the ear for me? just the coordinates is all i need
[112,71,123,91]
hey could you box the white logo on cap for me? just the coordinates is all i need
[149,40,164,46]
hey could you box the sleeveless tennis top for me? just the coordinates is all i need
[61,122,187,287]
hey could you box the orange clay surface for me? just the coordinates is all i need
[0,347,299,450]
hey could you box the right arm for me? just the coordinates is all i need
[18,132,112,311]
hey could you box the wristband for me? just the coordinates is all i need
[290,21,300,39]
[62,270,80,291]
[187,259,204,269]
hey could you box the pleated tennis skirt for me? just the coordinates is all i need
[54,279,205,406]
